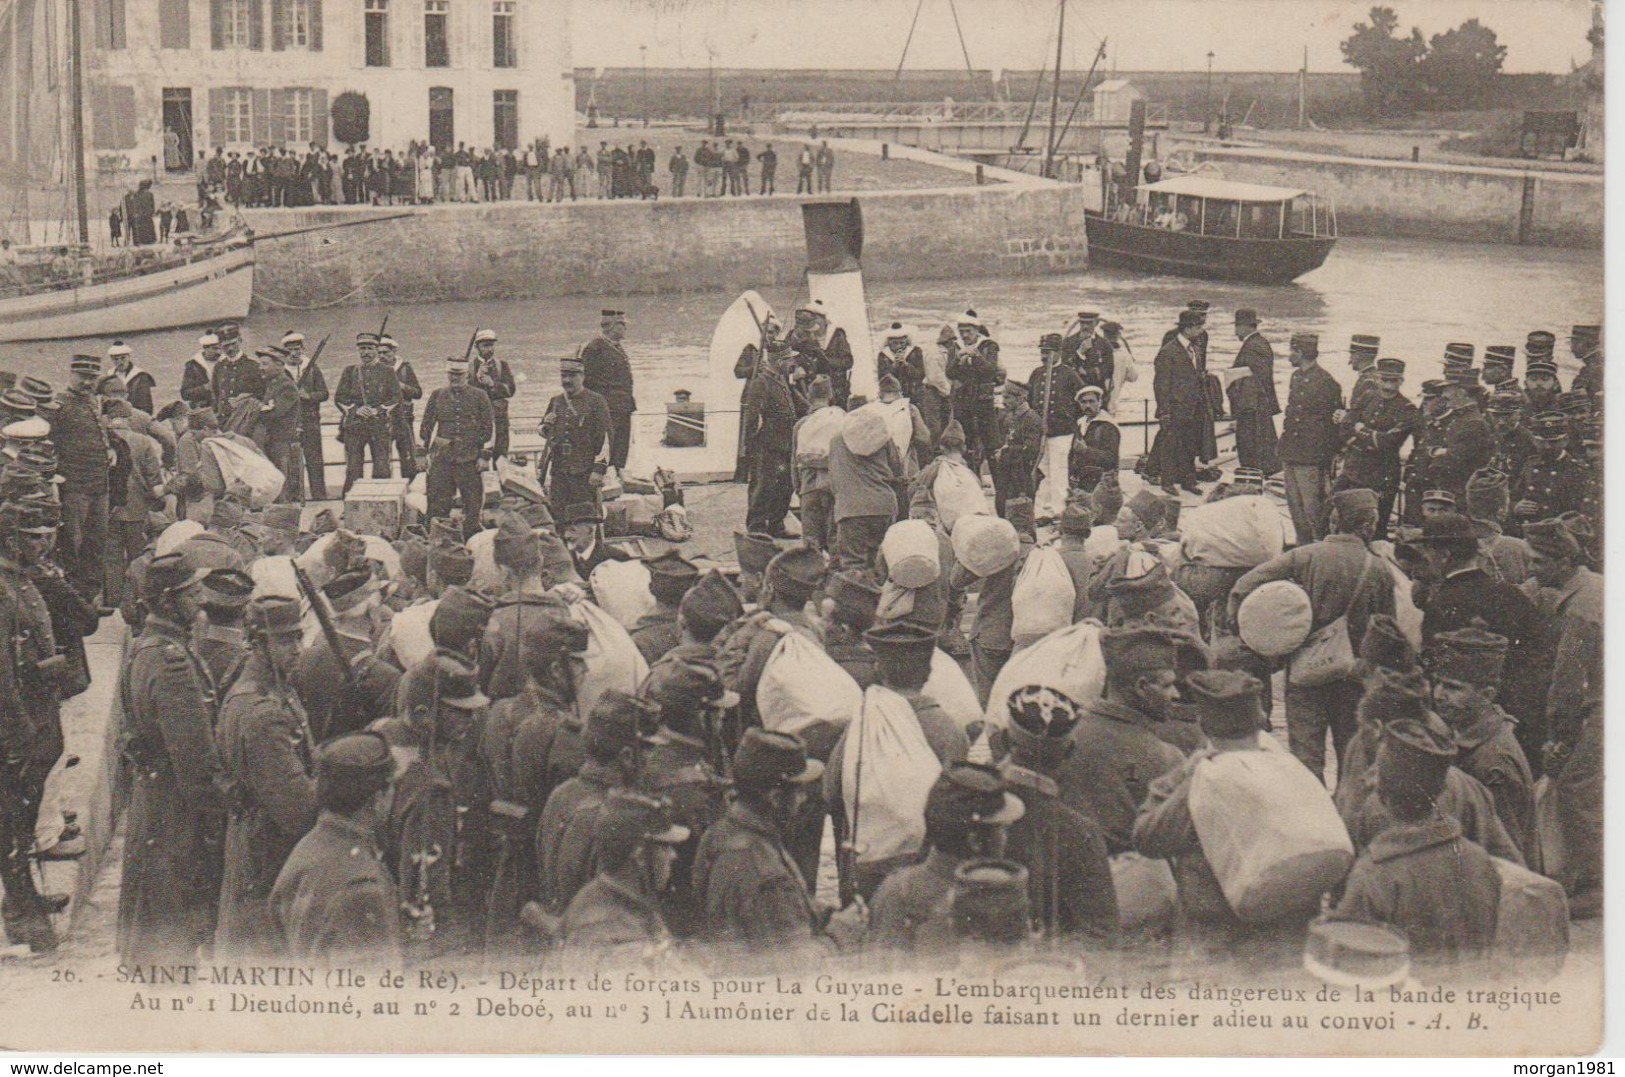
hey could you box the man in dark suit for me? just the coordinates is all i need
[1228,309,1280,476]
[285,332,330,500]
[381,336,422,481]
[1336,357,1418,535]
[333,333,403,495]
[563,503,630,580]
[579,309,638,479]
[539,357,610,510]
[1152,309,1212,494]
[1278,332,1344,543]
[251,347,302,502]
[420,356,494,540]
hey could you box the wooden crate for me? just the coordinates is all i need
[344,478,411,539]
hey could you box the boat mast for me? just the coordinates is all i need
[1042,0,1066,178]
[67,0,89,246]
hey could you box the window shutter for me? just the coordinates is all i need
[210,0,224,47]
[107,0,127,47]
[270,0,284,48]
[208,88,224,146]
[269,88,288,143]
[251,87,270,141]
[449,0,464,69]
[159,0,190,48]
[311,88,328,145]
[308,0,322,49]
[247,0,264,48]
[112,85,135,146]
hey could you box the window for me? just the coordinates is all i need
[286,0,310,44]
[286,87,314,143]
[219,0,251,46]
[220,87,253,143]
[364,0,389,66]
[493,89,517,149]
[428,86,454,150]
[491,0,515,67]
[424,0,449,67]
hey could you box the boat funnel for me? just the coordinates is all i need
[802,199,877,401]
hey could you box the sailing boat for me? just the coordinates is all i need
[0,0,255,343]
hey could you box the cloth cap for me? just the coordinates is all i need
[281,331,305,345]
[680,569,744,630]
[586,689,662,752]
[926,763,1026,835]
[1425,627,1508,689]
[1058,500,1093,536]
[18,377,53,404]
[599,309,625,321]
[69,355,102,375]
[954,308,984,329]
[2,417,51,442]
[1378,718,1457,806]
[1091,474,1124,524]
[883,322,910,341]
[646,549,700,586]
[260,503,301,536]
[144,551,209,599]
[1486,389,1525,413]
[1234,308,1259,325]
[1100,625,1198,680]
[102,398,133,420]
[316,732,396,808]
[178,533,247,575]
[1075,384,1104,402]
[198,333,220,347]
[216,322,241,340]
[355,332,379,345]
[877,373,902,394]
[107,342,131,358]
[1357,666,1431,729]
[1415,512,1479,546]
[862,619,937,660]
[1006,685,1080,739]
[1186,668,1264,739]
[1523,516,1582,559]
[1360,613,1418,674]
[323,568,381,613]
[560,358,585,375]
[1375,358,1405,378]
[447,357,470,374]
[492,509,541,571]
[938,419,967,449]
[1076,310,1102,323]
[1464,468,1509,521]
[806,374,833,401]
[201,567,256,609]
[1556,391,1593,416]
[1350,333,1381,350]
[189,407,219,430]
[731,728,824,790]
[1329,486,1380,531]
[401,649,490,712]
[596,789,690,853]
[1108,559,1182,619]
[827,570,882,626]
[733,530,781,576]
[474,329,498,343]
[1526,330,1557,355]
[766,544,827,595]
[428,586,495,659]
[951,859,1032,944]
[1420,489,1457,507]
[642,658,740,714]
[1290,332,1318,356]
[1126,489,1166,531]
[245,594,305,637]
[1571,324,1601,340]
[513,612,592,664]
[1039,332,1064,351]
[563,502,604,525]
[1528,411,1569,439]
[378,336,397,350]
[1186,300,1211,313]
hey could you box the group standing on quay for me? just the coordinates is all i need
[0,302,1601,986]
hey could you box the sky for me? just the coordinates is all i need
[573,0,1598,73]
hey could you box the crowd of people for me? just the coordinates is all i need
[191,136,839,209]
[0,305,1602,987]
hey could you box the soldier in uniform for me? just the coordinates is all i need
[1277,332,1343,544]
[539,358,610,511]
[821,571,881,689]
[194,567,255,689]
[867,763,1024,955]
[378,335,422,481]
[877,322,925,403]
[1485,388,1532,479]
[215,596,319,956]
[1062,310,1117,399]
[466,329,516,467]
[1523,350,1562,415]
[1570,323,1602,398]
[630,551,699,665]
[1482,345,1519,393]
[252,347,302,501]
[1226,310,1282,477]
[578,311,638,478]
[286,332,330,501]
[993,378,1043,516]
[116,552,227,966]
[1401,379,1447,526]
[1335,357,1417,536]
[945,310,1004,476]
[334,333,403,495]
[479,614,591,947]
[1422,367,1494,506]
[1152,311,1214,496]
[742,339,799,537]
[373,650,494,954]
[292,569,401,741]
[1028,333,1085,522]
[637,659,735,937]
[0,497,69,951]
[1343,333,1381,415]
[557,789,689,966]
[181,332,224,411]
[270,732,402,967]
[478,521,567,700]
[785,300,854,409]
[420,356,494,540]
[536,690,660,916]
[1512,412,1590,532]
[1067,385,1119,494]
[53,355,111,600]
[1424,628,1534,861]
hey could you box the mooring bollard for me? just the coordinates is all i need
[976,164,985,186]
[1411,146,1420,163]
[881,143,889,160]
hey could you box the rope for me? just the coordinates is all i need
[253,262,391,310]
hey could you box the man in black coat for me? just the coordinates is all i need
[1277,332,1343,543]
[742,340,798,536]
[381,336,422,481]
[539,358,610,511]
[469,329,516,465]
[1152,309,1211,494]
[333,333,403,495]
[251,348,302,502]
[1336,357,1418,536]
[1424,368,1495,503]
[1068,385,1119,493]
[285,332,330,501]
[420,357,494,539]
[1027,333,1085,521]
[946,311,1003,476]
[1228,309,1280,476]
[579,309,638,477]
[993,379,1043,516]
[786,302,854,409]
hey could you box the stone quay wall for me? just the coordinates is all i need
[243,184,1091,310]
[1184,147,1603,249]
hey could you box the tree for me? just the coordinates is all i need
[1420,19,1507,109]
[331,92,371,147]
[1340,6,1427,116]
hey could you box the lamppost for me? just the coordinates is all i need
[640,45,649,128]
[1204,51,1214,134]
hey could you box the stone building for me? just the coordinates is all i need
[78,0,576,171]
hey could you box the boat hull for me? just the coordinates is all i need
[0,244,255,342]
[1084,211,1335,285]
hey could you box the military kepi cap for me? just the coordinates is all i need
[316,732,397,808]
[1425,627,1508,689]
[1185,669,1265,740]
[731,728,823,790]
[245,594,306,637]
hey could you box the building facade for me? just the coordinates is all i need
[82,0,575,172]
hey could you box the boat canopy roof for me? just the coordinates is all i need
[1138,175,1309,203]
